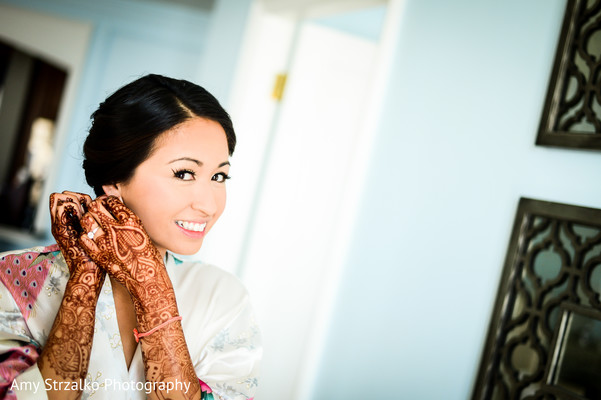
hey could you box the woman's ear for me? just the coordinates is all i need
[102,184,121,198]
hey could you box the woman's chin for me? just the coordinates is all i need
[169,243,203,257]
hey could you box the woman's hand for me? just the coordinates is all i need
[40,192,106,400]
[78,195,162,283]
[78,195,200,399]
[49,191,103,281]
[78,195,178,331]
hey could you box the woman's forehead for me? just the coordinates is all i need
[149,118,229,160]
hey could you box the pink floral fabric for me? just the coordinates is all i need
[0,244,58,320]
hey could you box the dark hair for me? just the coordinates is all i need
[83,74,236,196]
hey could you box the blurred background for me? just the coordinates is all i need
[1,0,600,398]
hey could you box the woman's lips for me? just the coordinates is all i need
[175,220,207,237]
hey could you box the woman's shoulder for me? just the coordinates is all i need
[166,254,251,310]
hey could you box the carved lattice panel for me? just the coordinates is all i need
[537,0,601,150]
[473,198,601,400]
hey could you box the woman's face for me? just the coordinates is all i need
[104,117,230,257]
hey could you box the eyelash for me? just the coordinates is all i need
[173,169,195,181]
[212,172,231,183]
[172,169,231,183]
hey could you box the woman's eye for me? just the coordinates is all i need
[173,169,195,181]
[212,172,231,183]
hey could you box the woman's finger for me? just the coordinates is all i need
[50,192,90,222]
[51,197,83,236]
[78,230,102,258]
[79,214,104,240]
[50,193,76,219]
[49,193,57,216]
[62,191,93,214]
[102,195,135,224]
[87,197,118,228]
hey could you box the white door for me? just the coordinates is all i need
[235,7,387,399]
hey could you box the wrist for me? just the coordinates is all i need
[133,315,182,342]
[133,293,179,332]
[126,268,176,309]
[67,268,105,293]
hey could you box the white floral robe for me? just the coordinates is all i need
[0,244,261,400]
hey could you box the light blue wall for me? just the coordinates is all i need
[311,5,387,42]
[312,0,601,399]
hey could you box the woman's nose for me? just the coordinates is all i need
[191,182,217,216]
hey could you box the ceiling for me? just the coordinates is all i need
[259,0,387,18]
[130,0,386,18]
[130,0,216,12]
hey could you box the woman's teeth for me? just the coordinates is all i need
[176,221,207,232]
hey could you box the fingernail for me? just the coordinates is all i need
[81,215,93,226]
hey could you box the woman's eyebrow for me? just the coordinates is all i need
[168,157,230,168]
[169,157,201,165]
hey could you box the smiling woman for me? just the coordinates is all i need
[101,118,231,257]
[0,74,261,400]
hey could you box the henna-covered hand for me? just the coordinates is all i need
[48,191,104,280]
[39,191,106,400]
[78,196,178,329]
[79,195,200,399]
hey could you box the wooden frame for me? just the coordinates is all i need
[536,0,601,150]
[472,198,601,400]
[540,303,601,400]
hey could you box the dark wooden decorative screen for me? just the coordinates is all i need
[472,198,601,400]
[536,0,601,150]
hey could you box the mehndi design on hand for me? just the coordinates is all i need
[79,195,179,331]
[40,192,105,394]
[79,195,200,398]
